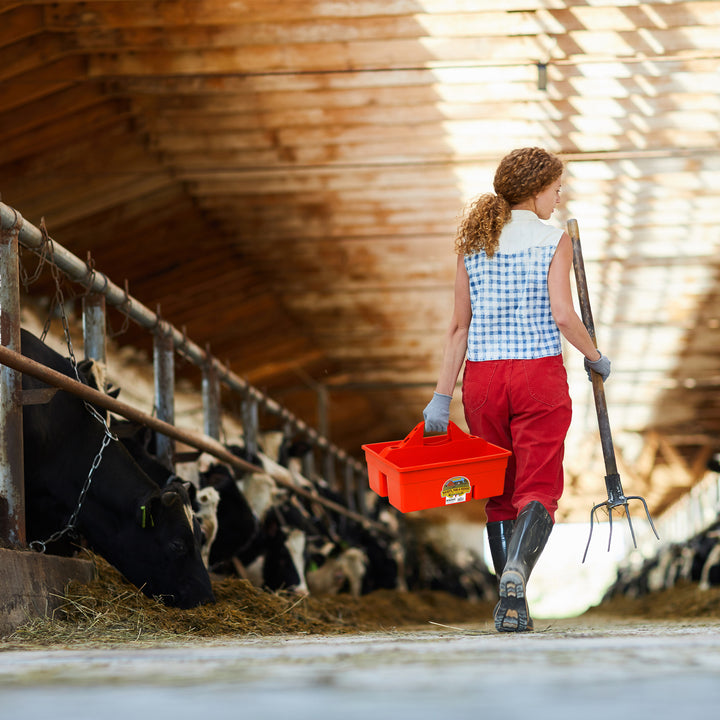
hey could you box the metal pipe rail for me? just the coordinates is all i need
[0,342,388,534]
[0,202,363,473]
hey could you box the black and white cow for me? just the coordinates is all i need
[698,531,720,590]
[198,461,260,572]
[601,516,720,603]
[20,329,215,609]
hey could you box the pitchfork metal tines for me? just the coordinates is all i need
[566,219,660,563]
[583,471,659,563]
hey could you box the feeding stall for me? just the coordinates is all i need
[0,201,378,636]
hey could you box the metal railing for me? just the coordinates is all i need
[0,202,378,545]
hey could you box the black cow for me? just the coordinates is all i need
[110,419,173,486]
[20,329,215,608]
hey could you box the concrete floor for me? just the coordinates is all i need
[2,618,720,720]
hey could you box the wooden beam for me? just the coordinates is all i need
[1,103,135,166]
[656,434,694,485]
[107,56,720,96]
[690,444,716,481]
[47,12,567,45]
[131,94,720,132]
[88,42,720,79]
[0,83,111,140]
[85,37,554,78]
[202,210,457,240]
[0,32,76,83]
[634,431,661,491]
[149,138,477,166]
[11,173,174,230]
[0,57,87,113]
[142,131,720,165]
[0,4,43,46]
[5,0,708,15]
[167,156,720,190]
[20,0,542,24]
[178,165,477,191]
[143,116,720,155]
[39,1,720,35]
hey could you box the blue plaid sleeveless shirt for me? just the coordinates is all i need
[465,209,564,361]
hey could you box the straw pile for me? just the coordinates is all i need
[6,554,496,648]
[585,581,720,620]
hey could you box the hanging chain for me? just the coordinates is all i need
[28,425,116,553]
[25,219,119,553]
[19,218,51,289]
[108,278,132,339]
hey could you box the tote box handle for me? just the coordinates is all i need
[396,420,472,449]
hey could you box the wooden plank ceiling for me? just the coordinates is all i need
[2,0,720,523]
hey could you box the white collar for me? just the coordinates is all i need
[510,209,538,221]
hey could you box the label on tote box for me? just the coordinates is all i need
[441,476,472,505]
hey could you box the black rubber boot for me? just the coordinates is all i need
[494,501,553,633]
[486,520,514,579]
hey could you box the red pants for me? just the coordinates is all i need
[462,355,572,523]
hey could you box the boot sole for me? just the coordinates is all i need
[495,570,532,632]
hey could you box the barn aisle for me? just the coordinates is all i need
[2,620,720,720]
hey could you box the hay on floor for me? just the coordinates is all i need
[5,553,496,648]
[584,581,720,620]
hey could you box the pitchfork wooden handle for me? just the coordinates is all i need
[566,218,618,478]
[566,219,597,345]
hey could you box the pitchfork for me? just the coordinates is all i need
[567,218,660,563]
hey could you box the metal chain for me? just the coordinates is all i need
[108,279,131,339]
[29,425,116,553]
[18,218,51,289]
[25,219,120,553]
[39,222,72,346]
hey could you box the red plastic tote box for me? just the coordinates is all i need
[362,421,511,513]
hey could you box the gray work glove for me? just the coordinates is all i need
[423,392,452,432]
[584,351,611,382]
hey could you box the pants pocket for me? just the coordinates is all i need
[523,357,568,407]
[462,361,499,418]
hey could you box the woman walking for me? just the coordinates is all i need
[423,147,610,632]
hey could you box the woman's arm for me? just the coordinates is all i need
[434,254,472,395]
[547,232,602,361]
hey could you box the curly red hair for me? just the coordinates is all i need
[455,147,564,257]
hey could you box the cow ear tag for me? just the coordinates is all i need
[140,504,155,528]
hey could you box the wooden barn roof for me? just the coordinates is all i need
[2,0,720,524]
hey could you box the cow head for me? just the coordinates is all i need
[80,474,215,609]
[120,480,215,608]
